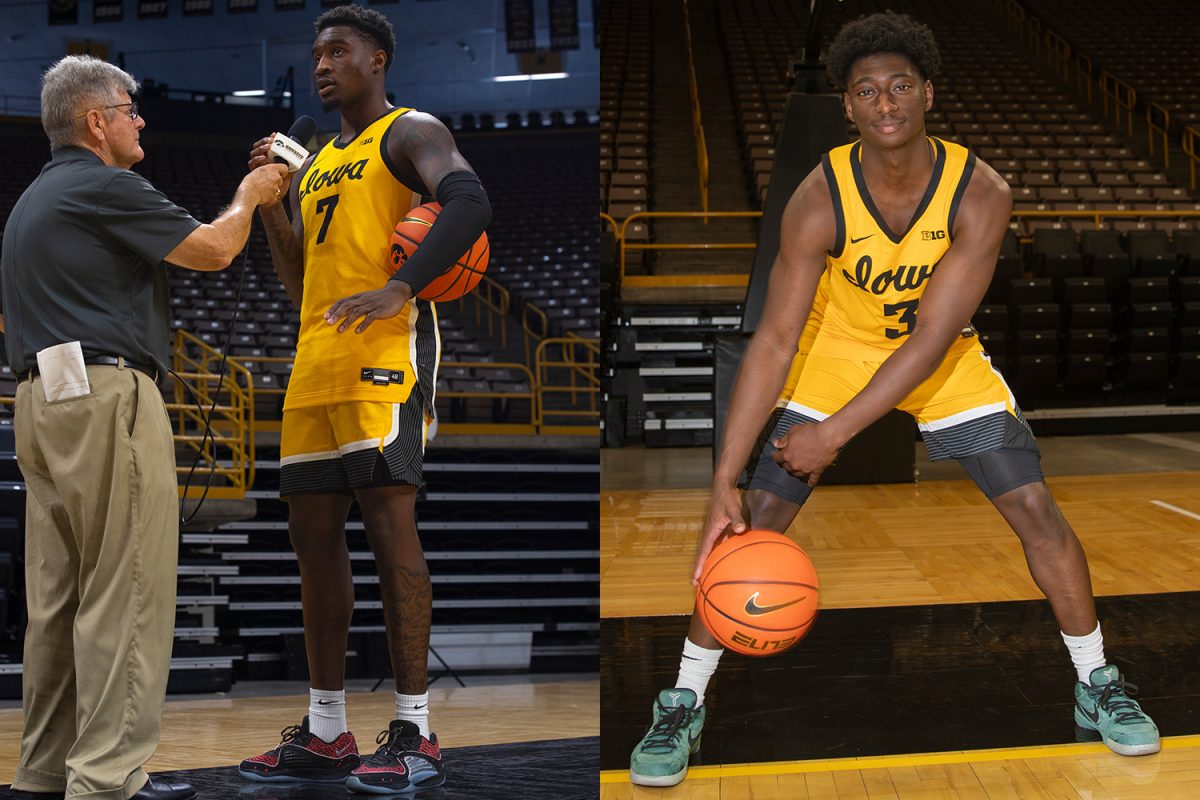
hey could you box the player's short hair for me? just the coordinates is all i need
[40,55,139,150]
[826,11,941,91]
[314,3,397,71]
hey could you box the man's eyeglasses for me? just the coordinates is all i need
[75,102,139,121]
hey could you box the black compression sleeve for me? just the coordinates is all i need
[388,171,491,294]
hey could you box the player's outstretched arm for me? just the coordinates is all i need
[247,137,309,307]
[324,112,491,334]
[772,160,1012,484]
[692,166,835,583]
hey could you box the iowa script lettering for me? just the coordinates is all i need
[299,159,369,201]
[841,254,935,295]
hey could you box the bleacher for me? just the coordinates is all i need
[598,0,653,268]
[1026,0,1200,133]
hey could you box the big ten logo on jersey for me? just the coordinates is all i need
[921,229,947,240]
[731,630,799,653]
[299,158,369,202]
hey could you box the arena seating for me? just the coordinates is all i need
[598,0,652,224]
[1025,0,1200,133]
[458,130,600,342]
[602,0,1199,428]
[599,0,655,282]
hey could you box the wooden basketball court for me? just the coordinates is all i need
[600,441,1200,798]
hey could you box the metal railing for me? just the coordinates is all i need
[1185,126,1200,191]
[170,329,255,499]
[1098,69,1136,140]
[451,274,509,349]
[521,301,549,367]
[619,210,762,289]
[1147,102,1171,169]
[1043,29,1071,81]
[681,0,710,217]
[534,336,600,435]
[601,213,618,237]
[1075,52,1094,103]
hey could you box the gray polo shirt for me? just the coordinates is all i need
[0,146,201,373]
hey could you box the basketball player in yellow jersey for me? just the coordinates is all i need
[241,5,489,794]
[630,12,1157,788]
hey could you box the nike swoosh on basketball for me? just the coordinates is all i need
[850,233,874,243]
[743,591,804,616]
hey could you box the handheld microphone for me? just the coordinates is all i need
[268,115,317,172]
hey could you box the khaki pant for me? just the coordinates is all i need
[12,364,178,800]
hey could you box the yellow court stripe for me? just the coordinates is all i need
[598,734,1200,783]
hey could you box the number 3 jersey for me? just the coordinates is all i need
[810,136,978,362]
[285,106,440,411]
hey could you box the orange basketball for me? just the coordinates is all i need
[388,202,489,301]
[696,529,820,657]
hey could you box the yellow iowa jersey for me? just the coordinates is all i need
[811,137,977,361]
[286,107,440,410]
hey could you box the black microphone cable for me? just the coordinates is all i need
[171,115,315,525]
[172,237,255,526]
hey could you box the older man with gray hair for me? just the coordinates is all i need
[0,55,288,800]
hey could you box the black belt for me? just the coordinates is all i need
[21,355,159,382]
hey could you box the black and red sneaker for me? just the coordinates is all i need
[345,720,446,795]
[238,715,360,783]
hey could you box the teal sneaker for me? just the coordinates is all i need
[629,688,707,787]
[1074,664,1160,756]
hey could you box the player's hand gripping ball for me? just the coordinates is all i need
[389,202,489,301]
[695,530,820,656]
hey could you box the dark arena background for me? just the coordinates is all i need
[0,1,599,798]
[600,0,1200,797]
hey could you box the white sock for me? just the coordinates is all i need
[395,691,430,738]
[308,688,347,743]
[1062,622,1106,683]
[675,637,723,708]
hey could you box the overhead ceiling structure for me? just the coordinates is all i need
[0,0,599,123]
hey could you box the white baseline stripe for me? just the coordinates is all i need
[1151,500,1200,523]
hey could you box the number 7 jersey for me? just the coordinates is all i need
[287,106,439,411]
[810,136,977,361]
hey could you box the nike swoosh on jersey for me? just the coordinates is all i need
[850,234,875,243]
[743,591,805,616]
